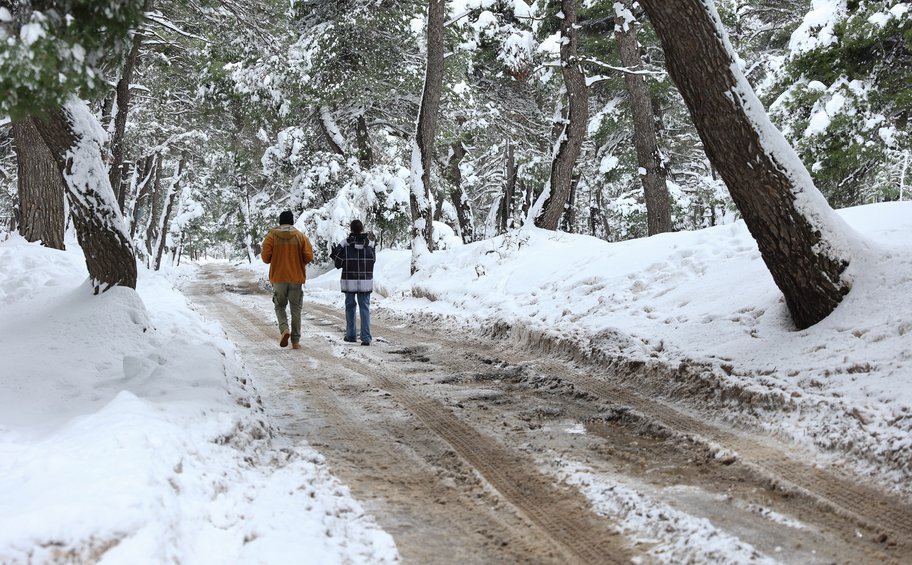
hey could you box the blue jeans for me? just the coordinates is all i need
[345,292,371,343]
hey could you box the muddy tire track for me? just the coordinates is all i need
[188,270,632,564]
[187,264,912,564]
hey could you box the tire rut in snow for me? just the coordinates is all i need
[192,291,564,564]
[190,264,912,561]
[537,361,912,548]
[192,280,631,564]
[343,361,631,565]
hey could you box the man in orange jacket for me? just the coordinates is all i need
[262,211,314,349]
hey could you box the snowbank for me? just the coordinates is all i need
[307,201,912,491]
[0,234,397,563]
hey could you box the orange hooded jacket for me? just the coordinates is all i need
[262,226,314,284]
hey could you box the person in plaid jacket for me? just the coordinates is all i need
[331,219,376,345]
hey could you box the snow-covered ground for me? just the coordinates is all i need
[0,235,398,564]
[1,201,909,563]
[304,201,912,491]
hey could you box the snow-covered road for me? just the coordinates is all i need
[188,262,912,564]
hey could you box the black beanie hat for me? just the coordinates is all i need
[279,211,294,225]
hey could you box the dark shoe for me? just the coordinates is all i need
[343,336,357,343]
[361,341,371,346]
[280,330,291,348]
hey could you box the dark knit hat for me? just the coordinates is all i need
[279,211,294,225]
[350,219,364,234]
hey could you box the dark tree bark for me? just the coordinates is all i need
[144,155,164,260]
[116,160,133,213]
[444,141,474,242]
[32,103,137,292]
[129,154,156,238]
[534,0,588,230]
[521,179,533,220]
[499,140,517,234]
[12,118,66,250]
[639,0,854,328]
[354,113,374,168]
[615,1,672,235]
[590,188,612,239]
[154,155,186,270]
[561,174,579,232]
[108,0,152,214]
[410,0,445,270]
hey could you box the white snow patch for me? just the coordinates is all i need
[20,22,45,46]
[0,236,399,563]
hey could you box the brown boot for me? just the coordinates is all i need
[292,342,301,350]
[280,330,290,348]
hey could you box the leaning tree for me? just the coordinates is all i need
[11,117,66,249]
[638,0,862,329]
[1,0,143,292]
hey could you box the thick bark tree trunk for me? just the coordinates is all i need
[12,118,66,250]
[533,0,588,230]
[355,113,374,168]
[445,141,473,242]
[32,101,137,292]
[410,0,445,271]
[108,0,152,214]
[615,1,673,235]
[639,0,855,328]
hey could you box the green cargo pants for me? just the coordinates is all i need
[272,282,303,344]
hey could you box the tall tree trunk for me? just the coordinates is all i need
[154,155,186,270]
[500,140,517,234]
[639,0,856,328]
[319,106,346,156]
[144,155,163,261]
[129,155,156,238]
[615,1,672,235]
[521,180,533,220]
[445,141,474,242]
[108,0,152,214]
[590,188,612,239]
[355,113,374,168]
[531,0,588,230]
[32,100,137,292]
[561,174,579,232]
[12,118,66,250]
[117,160,133,213]
[410,0,445,272]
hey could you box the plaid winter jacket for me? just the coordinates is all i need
[331,233,376,293]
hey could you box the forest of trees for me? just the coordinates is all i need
[0,0,909,325]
